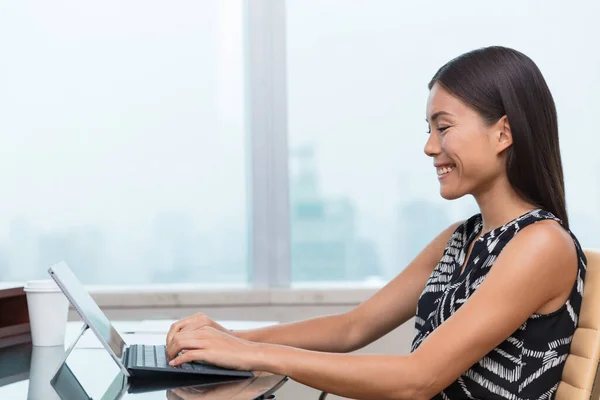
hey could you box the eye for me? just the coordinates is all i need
[438,126,450,133]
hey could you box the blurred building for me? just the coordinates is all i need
[146,212,246,284]
[38,225,105,283]
[290,145,382,282]
[396,199,451,269]
[8,216,39,280]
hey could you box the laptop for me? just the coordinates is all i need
[48,261,253,381]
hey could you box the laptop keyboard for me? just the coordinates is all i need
[129,344,213,370]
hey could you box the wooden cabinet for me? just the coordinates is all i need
[0,287,31,348]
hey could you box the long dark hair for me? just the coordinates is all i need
[429,46,569,228]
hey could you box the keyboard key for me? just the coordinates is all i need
[135,345,143,367]
[144,346,156,367]
[156,352,167,367]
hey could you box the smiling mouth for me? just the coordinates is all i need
[436,165,455,176]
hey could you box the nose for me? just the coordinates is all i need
[424,132,441,157]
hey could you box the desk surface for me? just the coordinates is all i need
[0,321,287,400]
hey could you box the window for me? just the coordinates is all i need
[0,0,248,284]
[287,0,600,283]
[2,1,598,289]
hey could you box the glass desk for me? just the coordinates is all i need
[0,321,287,400]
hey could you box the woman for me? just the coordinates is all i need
[165,46,586,399]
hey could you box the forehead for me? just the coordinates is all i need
[426,83,467,120]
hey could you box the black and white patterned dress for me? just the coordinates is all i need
[412,209,587,400]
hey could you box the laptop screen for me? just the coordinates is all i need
[48,262,126,360]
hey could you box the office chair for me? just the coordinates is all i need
[555,248,600,399]
[319,249,600,400]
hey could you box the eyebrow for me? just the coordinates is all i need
[425,111,454,123]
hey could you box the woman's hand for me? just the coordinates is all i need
[166,313,230,346]
[166,326,266,371]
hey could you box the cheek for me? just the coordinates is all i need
[442,135,496,176]
[440,135,469,167]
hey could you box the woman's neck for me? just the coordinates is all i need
[473,174,537,234]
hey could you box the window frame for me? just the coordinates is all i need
[246,0,292,288]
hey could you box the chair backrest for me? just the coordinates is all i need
[556,249,600,400]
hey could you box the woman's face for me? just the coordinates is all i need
[424,83,511,200]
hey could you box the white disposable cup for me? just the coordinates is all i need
[24,280,69,347]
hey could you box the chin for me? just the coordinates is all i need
[440,187,466,200]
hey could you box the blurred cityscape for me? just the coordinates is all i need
[0,214,248,285]
[289,145,455,283]
[2,144,595,286]
[0,144,449,285]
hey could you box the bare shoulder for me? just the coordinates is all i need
[509,219,576,265]
[499,218,577,297]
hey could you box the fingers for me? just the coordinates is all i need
[166,313,211,345]
[169,349,206,366]
[190,313,213,332]
[166,321,184,345]
[166,326,223,359]
[166,316,194,345]
[166,335,209,360]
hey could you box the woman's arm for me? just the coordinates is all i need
[167,220,577,399]
[234,222,463,353]
[251,221,578,399]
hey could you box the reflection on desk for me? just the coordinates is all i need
[0,343,32,388]
[0,343,65,400]
[53,362,286,400]
[165,373,287,400]
[0,321,287,400]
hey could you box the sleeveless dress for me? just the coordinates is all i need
[411,209,587,400]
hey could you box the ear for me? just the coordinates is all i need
[494,115,513,153]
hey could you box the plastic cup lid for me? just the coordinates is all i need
[24,279,61,292]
